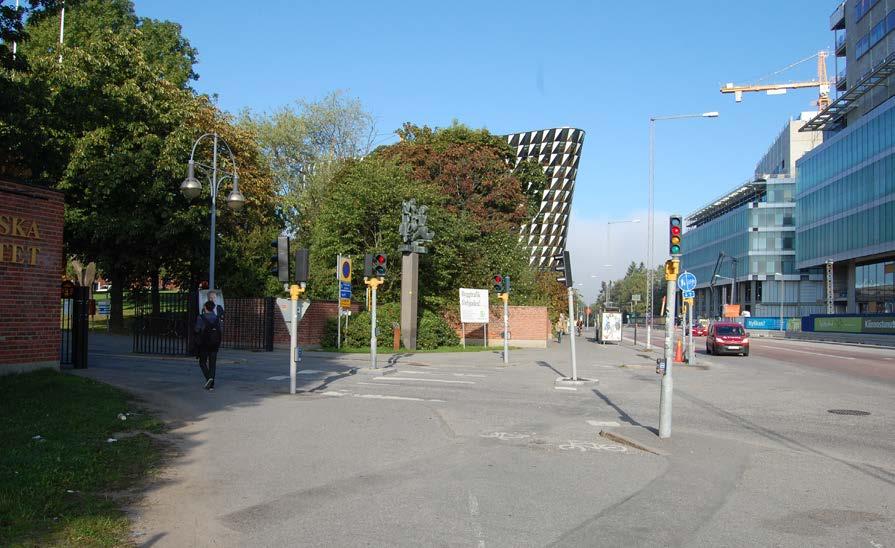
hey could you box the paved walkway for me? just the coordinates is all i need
[76,332,895,547]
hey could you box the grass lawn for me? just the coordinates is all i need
[313,345,518,354]
[0,370,166,546]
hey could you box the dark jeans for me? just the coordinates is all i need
[198,350,217,381]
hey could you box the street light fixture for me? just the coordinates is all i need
[181,132,246,291]
[647,113,719,354]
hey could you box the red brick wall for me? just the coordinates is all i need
[454,306,550,348]
[274,301,364,347]
[0,179,64,370]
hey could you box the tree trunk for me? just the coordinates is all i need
[110,268,125,330]
[150,268,160,316]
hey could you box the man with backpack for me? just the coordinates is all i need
[195,300,222,391]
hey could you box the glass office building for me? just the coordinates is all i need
[796,95,895,313]
[793,1,895,314]
[684,116,826,319]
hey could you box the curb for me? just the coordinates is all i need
[599,429,667,456]
[355,366,398,377]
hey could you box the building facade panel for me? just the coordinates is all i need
[505,128,585,270]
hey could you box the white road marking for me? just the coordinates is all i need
[355,394,446,403]
[467,493,485,548]
[453,373,487,378]
[321,390,444,402]
[266,375,290,381]
[297,370,327,375]
[372,377,474,384]
[757,346,857,360]
[389,370,486,378]
[554,386,577,391]
[587,420,621,427]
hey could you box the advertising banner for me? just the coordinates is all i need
[862,317,895,334]
[459,288,489,324]
[814,316,862,333]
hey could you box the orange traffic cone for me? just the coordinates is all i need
[674,339,684,363]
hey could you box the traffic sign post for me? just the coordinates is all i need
[337,256,352,349]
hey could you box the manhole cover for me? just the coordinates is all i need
[827,409,870,416]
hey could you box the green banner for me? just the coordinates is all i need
[814,317,862,333]
[863,317,895,334]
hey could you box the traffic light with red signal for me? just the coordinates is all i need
[492,274,510,294]
[669,215,683,256]
[364,253,387,278]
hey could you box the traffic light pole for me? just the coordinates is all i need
[659,259,679,438]
[567,286,578,381]
[289,283,305,395]
[501,293,509,364]
[366,277,383,369]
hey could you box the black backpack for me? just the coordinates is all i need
[200,314,222,349]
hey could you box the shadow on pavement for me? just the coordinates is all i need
[536,360,565,377]
[592,388,656,433]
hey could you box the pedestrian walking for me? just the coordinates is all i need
[195,300,222,391]
[555,313,567,343]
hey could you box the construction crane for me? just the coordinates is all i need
[721,51,831,110]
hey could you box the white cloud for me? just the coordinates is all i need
[564,208,670,304]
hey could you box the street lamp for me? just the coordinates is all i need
[181,132,246,291]
[647,112,719,353]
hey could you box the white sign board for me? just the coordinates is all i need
[276,298,311,326]
[459,288,489,324]
[598,312,623,343]
[198,289,225,312]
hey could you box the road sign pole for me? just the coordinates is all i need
[688,301,695,364]
[567,286,578,381]
[337,254,341,350]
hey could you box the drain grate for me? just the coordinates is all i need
[827,409,871,416]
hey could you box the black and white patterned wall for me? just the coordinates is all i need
[506,127,585,270]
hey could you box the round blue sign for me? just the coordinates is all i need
[677,272,697,292]
[341,260,351,278]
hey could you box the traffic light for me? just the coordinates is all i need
[294,248,309,283]
[365,253,387,278]
[270,236,289,282]
[553,251,573,287]
[492,274,504,293]
[669,215,683,256]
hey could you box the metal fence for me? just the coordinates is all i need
[132,292,275,355]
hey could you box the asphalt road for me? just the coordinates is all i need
[77,333,894,547]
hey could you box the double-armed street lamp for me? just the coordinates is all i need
[646,112,719,350]
[180,133,246,291]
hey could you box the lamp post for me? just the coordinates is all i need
[181,133,246,291]
[647,112,719,351]
[714,274,735,316]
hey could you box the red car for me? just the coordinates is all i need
[706,322,750,356]
[687,324,708,337]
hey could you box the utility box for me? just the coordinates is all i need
[597,312,622,344]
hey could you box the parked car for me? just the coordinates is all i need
[706,322,749,356]
[687,324,708,337]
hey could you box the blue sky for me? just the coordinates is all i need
[137,0,837,302]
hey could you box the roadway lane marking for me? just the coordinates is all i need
[372,377,474,384]
[555,386,577,391]
[321,390,445,403]
[587,420,621,427]
[297,370,327,375]
[267,375,289,381]
[756,346,857,360]
[390,370,487,378]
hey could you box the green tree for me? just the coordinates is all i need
[240,90,375,234]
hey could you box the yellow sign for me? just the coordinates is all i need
[340,298,351,309]
[338,257,352,283]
